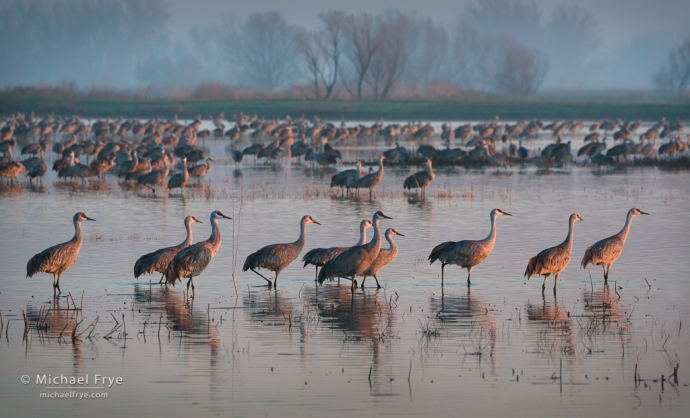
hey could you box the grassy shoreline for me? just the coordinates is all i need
[1,97,688,120]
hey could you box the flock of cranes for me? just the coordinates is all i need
[0,113,688,189]
[25,207,648,298]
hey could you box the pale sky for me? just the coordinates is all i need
[166,0,690,52]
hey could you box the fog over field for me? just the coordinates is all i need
[1,0,689,95]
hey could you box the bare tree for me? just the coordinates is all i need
[318,11,346,99]
[449,22,493,90]
[654,37,690,95]
[402,17,450,91]
[367,12,409,99]
[491,35,549,96]
[296,30,324,98]
[342,13,381,100]
[233,11,299,91]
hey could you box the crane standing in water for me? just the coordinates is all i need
[302,219,372,282]
[581,208,648,283]
[524,213,585,294]
[166,211,231,299]
[134,216,202,283]
[243,215,321,289]
[360,228,404,289]
[429,208,512,286]
[403,159,435,195]
[26,212,95,294]
[318,211,392,292]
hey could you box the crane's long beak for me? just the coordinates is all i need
[396,232,405,237]
[383,215,393,219]
[221,215,232,220]
[85,216,96,221]
[580,218,586,222]
[502,212,512,216]
[312,220,321,225]
[640,211,649,215]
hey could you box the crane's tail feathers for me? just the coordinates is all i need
[165,263,180,287]
[524,255,540,279]
[133,255,154,279]
[242,251,259,272]
[317,262,335,285]
[428,241,454,265]
[581,247,593,269]
[26,253,42,278]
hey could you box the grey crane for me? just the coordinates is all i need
[134,216,202,283]
[330,161,364,191]
[168,156,189,195]
[189,158,213,180]
[243,215,321,289]
[524,213,585,294]
[360,228,404,289]
[166,210,231,299]
[318,211,392,292]
[403,159,435,195]
[581,208,648,283]
[429,208,512,286]
[26,212,95,294]
[302,219,372,281]
[137,160,170,193]
[0,157,26,184]
[354,155,386,196]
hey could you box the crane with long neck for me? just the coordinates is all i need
[581,208,648,283]
[525,213,585,294]
[302,219,372,281]
[317,211,392,292]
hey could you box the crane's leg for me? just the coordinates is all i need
[314,266,318,283]
[159,273,165,284]
[467,267,473,286]
[553,273,559,294]
[603,265,608,283]
[273,272,279,289]
[55,274,62,294]
[441,263,446,287]
[361,276,367,289]
[542,275,548,294]
[373,275,382,289]
[190,277,195,298]
[186,277,192,300]
[250,268,273,288]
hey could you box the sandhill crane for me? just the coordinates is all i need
[166,211,231,299]
[26,212,95,294]
[243,215,321,289]
[383,141,409,165]
[524,214,585,294]
[330,161,364,191]
[91,154,116,180]
[360,228,404,289]
[403,159,435,195]
[134,216,202,283]
[303,219,372,281]
[138,160,170,193]
[429,208,512,286]
[318,211,392,291]
[168,157,189,195]
[231,150,243,166]
[189,158,213,180]
[0,157,26,184]
[24,155,47,184]
[581,208,648,283]
[354,155,385,196]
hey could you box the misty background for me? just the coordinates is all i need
[1,0,689,98]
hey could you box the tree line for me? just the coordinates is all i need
[0,0,688,98]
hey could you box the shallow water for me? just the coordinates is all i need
[1,130,689,417]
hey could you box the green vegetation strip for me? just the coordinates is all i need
[1,98,688,120]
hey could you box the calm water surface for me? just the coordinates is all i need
[0,131,689,417]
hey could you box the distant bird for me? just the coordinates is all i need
[524,214,585,294]
[360,228,404,289]
[354,155,385,196]
[189,158,213,180]
[403,159,435,195]
[517,140,529,159]
[330,161,364,192]
[302,219,372,281]
[429,208,512,286]
[318,211,392,291]
[25,158,47,184]
[581,208,648,283]
[134,216,202,283]
[168,156,189,195]
[243,215,321,289]
[166,210,231,299]
[0,158,26,184]
[231,149,243,166]
[383,141,409,165]
[26,212,95,294]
